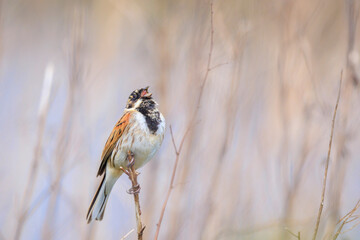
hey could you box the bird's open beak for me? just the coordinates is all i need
[141,86,152,98]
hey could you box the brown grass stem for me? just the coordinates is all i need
[194,2,214,115]
[125,153,145,240]
[312,71,343,240]
[14,64,54,240]
[154,126,189,240]
[285,228,301,240]
[154,2,215,239]
[333,199,360,240]
[120,229,135,240]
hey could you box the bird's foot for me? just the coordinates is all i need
[119,166,130,176]
[127,184,141,194]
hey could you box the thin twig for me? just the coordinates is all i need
[194,2,214,115]
[169,126,178,154]
[154,126,190,240]
[154,3,215,239]
[340,220,360,234]
[120,229,135,240]
[285,228,301,240]
[14,63,54,240]
[312,71,343,240]
[209,62,229,71]
[124,153,145,240]
[333,199,360,240]
[41,12,84,238]
[345,215,359,224]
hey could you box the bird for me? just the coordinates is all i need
[86,86,165,223]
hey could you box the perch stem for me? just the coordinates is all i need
[312,71,343,240]
[126,152,145,240]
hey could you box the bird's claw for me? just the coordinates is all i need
[119,166,130,176]
[127,184,141,194]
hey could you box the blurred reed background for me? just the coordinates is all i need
[0,0,360,239]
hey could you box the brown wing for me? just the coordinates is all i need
[96,112,131,176]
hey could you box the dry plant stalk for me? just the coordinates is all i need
[312,71,343,240]
[14,63,54,240]
[120,229,135,240]
[285,228,301,240]
[154,126,190,240]
[41,12,84,238]
[324,2,360,237]
[154,2,214,239]
[123,152,145,240]
[333,199,360,240]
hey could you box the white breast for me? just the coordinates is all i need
[113,110,165,170]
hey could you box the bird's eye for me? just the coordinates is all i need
[130,92,139,100]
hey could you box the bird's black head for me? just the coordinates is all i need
[126,86,153,109]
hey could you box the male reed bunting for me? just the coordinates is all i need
[86,87,165,223]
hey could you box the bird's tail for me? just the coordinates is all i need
[86,172,119,223]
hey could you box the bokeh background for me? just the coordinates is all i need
[0,0,360,239]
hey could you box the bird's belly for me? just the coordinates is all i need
[113,131,162,170]
[130,134,161,169]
